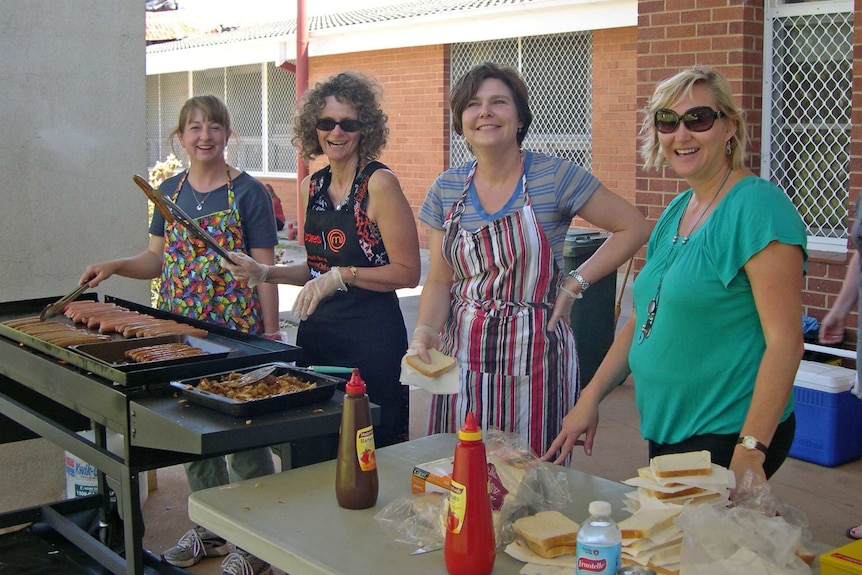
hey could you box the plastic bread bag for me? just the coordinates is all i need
[676,473,813,575]
[373,429,573,551]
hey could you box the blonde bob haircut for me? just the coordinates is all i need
[639,67,746,171]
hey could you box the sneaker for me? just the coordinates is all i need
[161,525,230,567]
[221,549,272,575]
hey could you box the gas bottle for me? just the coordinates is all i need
[444,412,495,575]
[335,368,378,509]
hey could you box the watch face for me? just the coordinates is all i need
[743,437,756,449]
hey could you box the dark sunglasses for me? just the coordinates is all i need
[654,106,724,134]
[315,118,364,133]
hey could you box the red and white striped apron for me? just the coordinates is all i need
[428,160,579,456]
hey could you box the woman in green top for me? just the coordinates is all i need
[543,67,807,491]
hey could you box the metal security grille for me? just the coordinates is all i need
[146,64,298,174]
[763,2,853,251]
[451,32,592,169]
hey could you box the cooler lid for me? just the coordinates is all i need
[794,360,856,393]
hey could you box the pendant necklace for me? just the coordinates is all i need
[638,168,732,344]
[330,166,358,211]
[189,167,231,211]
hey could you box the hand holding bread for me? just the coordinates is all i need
[405,348,457,378]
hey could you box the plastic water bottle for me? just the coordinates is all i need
[576,500,621,575]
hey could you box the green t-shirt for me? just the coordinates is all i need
[629,176,807,445]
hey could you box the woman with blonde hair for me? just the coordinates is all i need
[545,67,807,491]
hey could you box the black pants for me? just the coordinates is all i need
[648,412,796,479]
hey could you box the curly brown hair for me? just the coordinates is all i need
[292,72,389,162]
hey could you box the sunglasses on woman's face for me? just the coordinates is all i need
[315,118,364,133]
[654,106,724,134]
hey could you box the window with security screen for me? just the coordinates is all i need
[146,64,298,175]
[451,32,592,170]
[764,2,853,252]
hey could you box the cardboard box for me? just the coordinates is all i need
[790,360,862,467]
[821,538,862,574]
[411,457,453,495]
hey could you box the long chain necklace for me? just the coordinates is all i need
[638,168,733,344]
[672,168,732,244]
[188,167,232,211]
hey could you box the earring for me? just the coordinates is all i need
[725,140,732,156]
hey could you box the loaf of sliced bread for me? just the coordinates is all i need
[406,348,457,378]
[512,510,580,558]
[618,508,681,539]
[650,450,712,478]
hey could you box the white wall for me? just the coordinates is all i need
[0,2,147,513]
[0,3,148,305]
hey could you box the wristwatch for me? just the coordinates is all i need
[568,270,590,293]
[737,435,768,455]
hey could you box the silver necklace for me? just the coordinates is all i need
[190,183,210,211]
[672,168,732,244]
[638,168,733,344]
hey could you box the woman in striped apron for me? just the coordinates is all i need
[414,62,648,458]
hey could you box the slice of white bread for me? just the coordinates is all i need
[512,510,580,558]
[641,485,706,500]
[650,450,712,478]
[406,348,457,378]
[618,508,681,539]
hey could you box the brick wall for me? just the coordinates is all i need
[588,26,640,235]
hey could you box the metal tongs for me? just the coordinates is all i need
[40,283,90,321]
[132,174,236,265]
[227,365,278,389]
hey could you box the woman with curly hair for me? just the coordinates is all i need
[225,72,420,464]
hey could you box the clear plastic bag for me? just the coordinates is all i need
[677,473,813,575]
[373,430,573,550]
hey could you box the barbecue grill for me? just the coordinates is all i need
[0,293,369,575]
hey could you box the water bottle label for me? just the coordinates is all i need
[576,542,620,574]
[355,425,376,471]
[446,479,467,534]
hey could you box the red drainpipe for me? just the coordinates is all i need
[278,0,308,244]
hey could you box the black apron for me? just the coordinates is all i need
[294,163,409,465]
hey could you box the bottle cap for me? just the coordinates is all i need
[345,368,366,394]
[458,411,483,442]
[589,501,611,516]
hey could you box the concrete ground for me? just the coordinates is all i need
[2,239,859,574]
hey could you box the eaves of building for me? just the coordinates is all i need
[146,0,636,75]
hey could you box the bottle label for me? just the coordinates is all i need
[446,479,467,534]
[576,542,620,574]
[354,425,376,471]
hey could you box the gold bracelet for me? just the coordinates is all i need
[348,265,357,287]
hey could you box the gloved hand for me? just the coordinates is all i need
[293,268,347,320]
[410,325,440,363]
[222,251,269,288]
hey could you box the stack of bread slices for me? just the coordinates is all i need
[511,510,580,559]
[618,450,734,574]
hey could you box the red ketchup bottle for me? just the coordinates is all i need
[444,412,495,575]
[335,368,379,509]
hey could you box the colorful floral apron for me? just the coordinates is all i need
[157,170,263,334]
[428,157,579,456]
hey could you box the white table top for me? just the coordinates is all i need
[189,433,633,575]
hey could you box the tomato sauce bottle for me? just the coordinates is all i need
[444,412,495,575]
[335,368,378,509]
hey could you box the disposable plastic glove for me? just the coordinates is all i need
[222,251,269,288]
[410,325,440,363]
[293,268,347,320]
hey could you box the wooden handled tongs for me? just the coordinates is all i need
[132,175,235,265]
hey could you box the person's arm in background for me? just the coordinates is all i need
[548,184,650,331]
[732,241,805,487]
[410,229,454,362]
[820,250,859,345]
